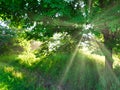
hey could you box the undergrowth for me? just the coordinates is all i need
[0,52,120,90]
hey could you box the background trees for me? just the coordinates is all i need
[1,0,120,90]
[90,0,120,69]
[0,0,120,71]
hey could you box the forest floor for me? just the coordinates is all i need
[0,52,120,90]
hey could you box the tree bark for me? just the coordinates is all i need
[103,29,113,70]
[104,41,113,70]
[94,36,114,90]
[103,32,114,90]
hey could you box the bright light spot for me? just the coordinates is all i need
[4,66,23,79]
[83,24,94,30]
[37,0,41,4]
[82,12,86,17]
[55,12,61,17]
[30,40,41,50]
[80,41,90,53]
[43,27,46,30]
[39,32,43,36]
[12,71,23,79]
[79,1,85,8]
[26,3,29,7]
[88,32,93,38]
[48,33,62,51]
[48,32,68,52]
[2,30,5,34]
[74,1,85,9]
[24,13,28,19]
[73,24,79,28]
[4,66,14,72]
[64,0,74,3]
[18,52,37,66]
[48,41,61,52]
[27,21,36,30]
[53,33,62,40]
[74,4,78,7]
[0,20,8,27]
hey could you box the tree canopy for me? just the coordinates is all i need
[0,0,120,69]
[1,0,120,89]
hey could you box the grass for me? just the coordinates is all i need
[0,52,120,90]
[0,62,27,90]
[0,54,44,90]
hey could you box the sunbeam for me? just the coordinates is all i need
[91,37,120,88]
[57,34,84,90]
[91,3,120,24]
[32,15,82,29]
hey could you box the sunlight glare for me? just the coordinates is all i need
[92,38,120,86]
[58,35,83,89]
[4,66,23,79]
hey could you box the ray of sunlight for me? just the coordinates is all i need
[57,34,84,90]
[91,37,120,86]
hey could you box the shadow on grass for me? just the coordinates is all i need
[1,53,120,90]
[0,64,28,90]
[0,55,45,90]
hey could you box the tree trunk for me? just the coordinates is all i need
[103,31,113,70]
[103,34,114,90]
[104,43,113,70]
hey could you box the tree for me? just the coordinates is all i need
[0,0,85,39]
[90,0,120,70]
[0,21,16,54]
[0,0,120,70]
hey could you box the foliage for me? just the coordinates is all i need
[1,0,120,90]
[90,1,120,49]
[18,52,38,67]
[35,32,75,57]
[0,24,16,54]
[0,0,86,40]
[1,51,120,90]
[0,19,31,55]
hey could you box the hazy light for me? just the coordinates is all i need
[25,3,29,7]
[55,13,61,17]
[4,66,23,79]
[27,21,36,30]
[74,3,78,8]
[37,0,41,4]
[0,20,8,27]
[58,34,83,89]
[83,24,94,30]
[48,40,61,52]
[48,32,68,52]
[53,33,62,40]
[30,40,41,50]
[2,30,5,34]
[82,12,86,17]
[79,1,85,8]
[91,37,120,85]
[64,0,74,3]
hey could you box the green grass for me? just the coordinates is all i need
[0,52,120,90]
[0,54,44,90]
